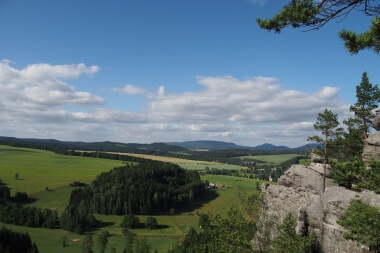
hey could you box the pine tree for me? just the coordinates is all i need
[308,109,341,192]
[342,117,365,158]
[256,1,380,54]
[97,230,110,253]
[81,233,93,253]
[272,213,315,253]
[338,200,380,252]
[134,237,151,253]
[349,72,380,139]
[122,228,134,253]
[339,17,380,54]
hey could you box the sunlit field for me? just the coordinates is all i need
[0,145,123,195]
[0,145,267,252]
[240,154,300,165]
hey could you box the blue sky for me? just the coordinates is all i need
[0,0,378,147]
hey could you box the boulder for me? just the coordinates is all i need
[261,163,380,253]
[277,163,335,193]
[309,151,324,163]
[362,131,380,164]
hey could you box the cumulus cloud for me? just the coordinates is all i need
[20,63,99,83]
[0,60,105,125]
[0,60,103,107]
[112,84,146,95]
[146,75,346,126]
[0,61,350,147]
[157,86,165,96]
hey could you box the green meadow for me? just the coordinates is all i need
[0,145,123,195]
[240,153,300,165]
[0,145,265,252]
[119,152,246,170]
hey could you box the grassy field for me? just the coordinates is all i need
[113,152,245,170]
[240,154,300,165]
[0,223,180,253]
[0,145,123,195]
[0,145,266,252]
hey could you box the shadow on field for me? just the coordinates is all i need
[11,197,37,204]
[155,224,170,229]
[97,221,115,228]
[23,197,37,204]
[178,189,220,213]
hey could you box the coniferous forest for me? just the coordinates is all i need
[59,160,207,233]
[69,160,206,215]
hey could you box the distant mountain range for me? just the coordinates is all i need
[166,140,318,151]
[0,136,318,152]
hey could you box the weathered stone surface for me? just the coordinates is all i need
[261,164,380,253]
[372,109,380,131]
[309,151,324,163]
[365,131,380,145]
[277,163,334,193]
[362,131,380,163]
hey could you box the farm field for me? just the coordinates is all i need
[240,153,300,165]
[108,152,246,170]
[0,223,179,253]
[0,145,123,195]
[3,174,264,252]
[0,145,266,252]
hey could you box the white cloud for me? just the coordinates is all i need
[315,86,340,99]
[145,75,347,126]
[0,60,103,107]
[112,84,146,95]
[158,86,165,96]
[20,63,99,82]
[0,60,105,126]
[209,132,232,138]
[0,60,350,147]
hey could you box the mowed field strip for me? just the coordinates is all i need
[240,153,301,165]
[83,151,246,170]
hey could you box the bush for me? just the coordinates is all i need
[144,216,158,229]
[338,200,380,252]
[331,157,380,193]
[272,213,315,253]
[198,214,210,229]
[69,181,86,187]
[121,213,140,229]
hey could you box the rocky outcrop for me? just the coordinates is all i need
[262,163,380,253]
[309,151,324,163]
[277,163,334,193]
[362,131,380,164]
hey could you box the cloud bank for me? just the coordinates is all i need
[0,60,349,147]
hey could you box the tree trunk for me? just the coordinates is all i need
[323,136,328,193]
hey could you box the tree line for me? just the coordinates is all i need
[0,203,59,229]
[0,136,307,166]
[0,185,59,229]
[0,226,39,253]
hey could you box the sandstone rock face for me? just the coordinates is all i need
[277,163,334,193]
[363,131,380,164]
[262,163,380,253]
[309,151,324,163]
[372,109,380,131]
